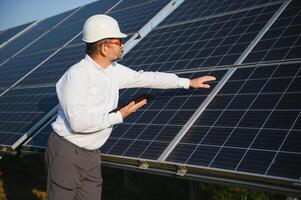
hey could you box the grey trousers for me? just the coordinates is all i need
[45,132,103,200]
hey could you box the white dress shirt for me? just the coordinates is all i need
[52,55,190,150]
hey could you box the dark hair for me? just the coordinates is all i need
[85,41,100,56]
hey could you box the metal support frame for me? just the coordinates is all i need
[124,0,185,54]
[0,20,40,50]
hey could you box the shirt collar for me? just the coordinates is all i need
[85,54,108,72]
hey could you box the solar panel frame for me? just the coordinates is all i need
[0,21,35,46]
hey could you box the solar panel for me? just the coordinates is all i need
[0,21,34,45]
[109,0,170,34]
[121,3,282,72]
[0,0,120,91]
[0,49,56,88]
[14,0,173,87]
[161,0,283,26]
[22,115,56,153]
[0,10,75,64]
[165,62,301,183]
[15,44,85,87]
[19,0,120,56]
[12,0,301,194]
[0,86,57,152]
[1,0,178,153]
[244,0,301,63]
[101,69,227,160]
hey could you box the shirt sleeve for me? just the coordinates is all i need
[56,68,123,134]
[114,64,190,89]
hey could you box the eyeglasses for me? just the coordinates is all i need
[106,38,123,47]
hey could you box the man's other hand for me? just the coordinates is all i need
[189,76,216,88]
[119,100,147,119]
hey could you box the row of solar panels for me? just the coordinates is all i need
[0,0,300,195]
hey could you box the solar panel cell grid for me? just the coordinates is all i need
[0,10,74,64]
[244,0,301,63]
[0,50,56,88]
[162,0,283,25]
[109,0,170,34]
[121,4,281,71]
[16,44,85,87]
[0,86,57,147]
[166,62,301,181]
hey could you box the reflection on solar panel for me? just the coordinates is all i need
[0,49,56,88]
[121,3,281,71]
[15,44,85,87]
[0,10,74,64]
[101,70,227,159]
[161,0,283,25]
[166,62,301,182]
[244,0,301,63]
[19,0,120,56]
[0,86,57,151]
[0,22,34,45]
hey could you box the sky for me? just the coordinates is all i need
[0,0,97,31]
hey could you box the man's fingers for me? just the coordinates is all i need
[201,76,216,82]
[132,99,147,110]
[127,99,147,112]
[200,84,210,88]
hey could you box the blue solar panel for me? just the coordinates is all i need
[0,21,34,45]
[14,0,172,87]
[0,49,56,88]
[109,0,170,34]
[22,116,56,153]
[15,44,85,87]
[0,10,74,64]
[19,0,120,56]
[0,86,57,151]
[121,3,281,71]
[166,62,301,182]
[244,0,301,63]
[162,0,283,25]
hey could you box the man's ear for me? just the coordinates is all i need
[99,42,107,57]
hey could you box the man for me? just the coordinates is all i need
[46,14,216,200]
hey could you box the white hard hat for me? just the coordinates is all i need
[82,14,127,43]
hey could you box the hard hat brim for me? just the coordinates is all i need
[82,32,127,43]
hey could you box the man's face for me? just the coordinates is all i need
[105,38,124,62]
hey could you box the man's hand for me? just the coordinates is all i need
[189,76,216,88]
[119,100,147,119]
